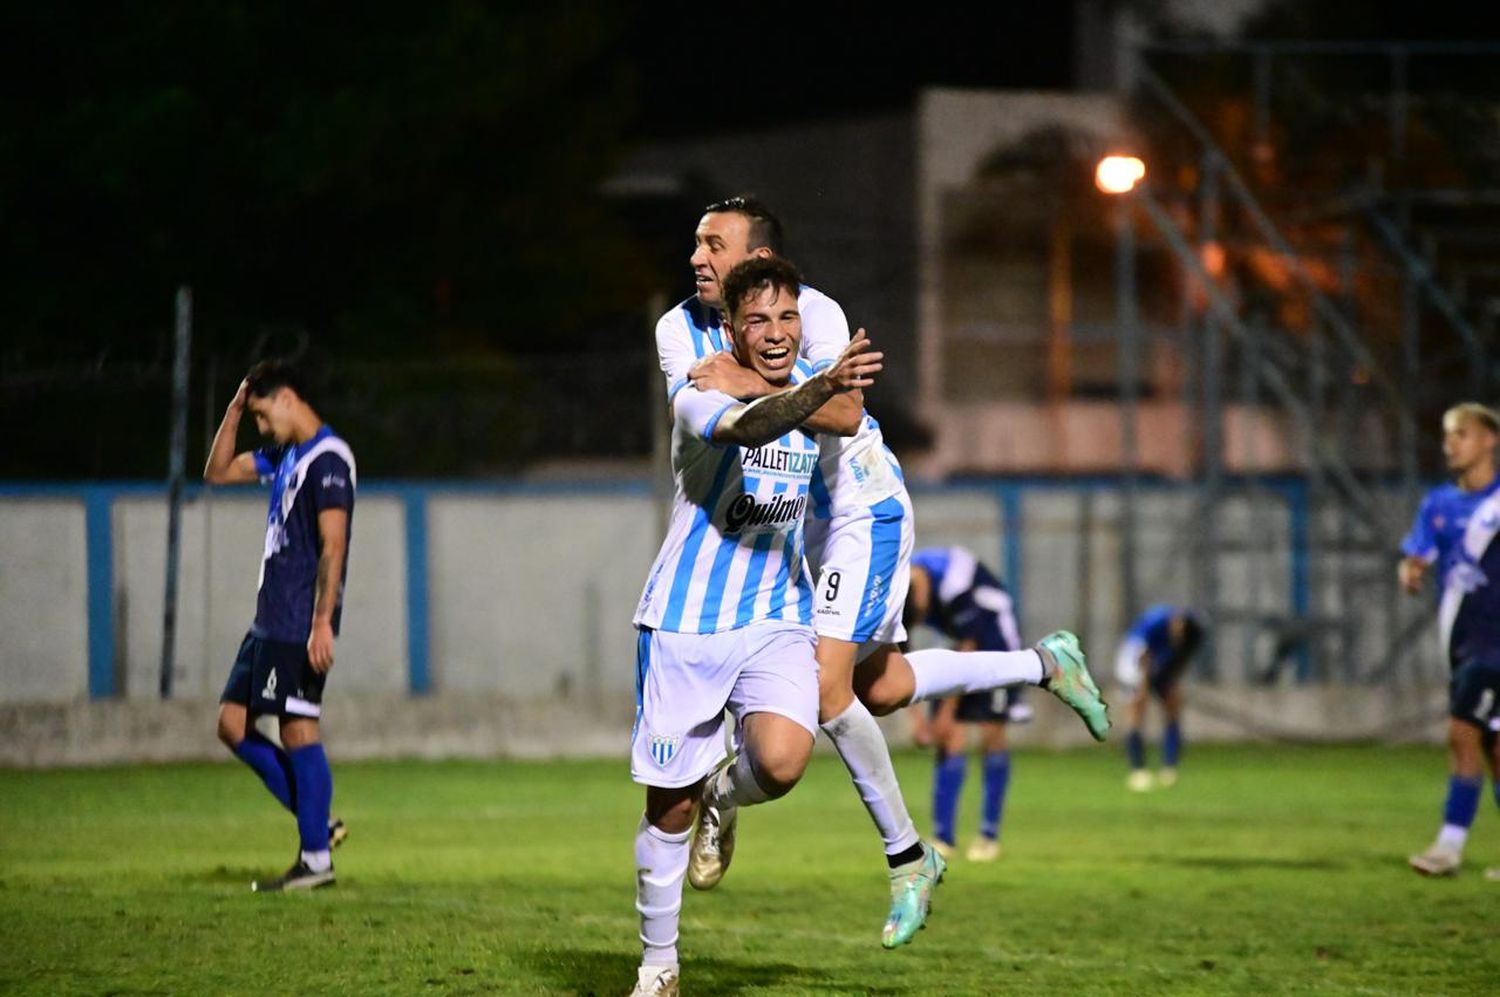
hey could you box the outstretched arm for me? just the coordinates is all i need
[708,333,882,448]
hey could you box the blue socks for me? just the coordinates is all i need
[1163,721,1182,768]
[979,751,1010,841]
[1444,775,1483,829]
[234,731,297,813]
[932,754,967,846]
[288,744,333,856]
[1126,729,1145,770]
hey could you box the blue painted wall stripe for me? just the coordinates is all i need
[1000,484,1024,626]
[404,492,431,694]
[84,488,115,698]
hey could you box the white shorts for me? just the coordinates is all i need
[631,620,819,789]
[804,491,913,656]
[1115,636,1146,693]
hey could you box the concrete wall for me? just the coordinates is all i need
[0,481,1447,764]
[0,499,90,702]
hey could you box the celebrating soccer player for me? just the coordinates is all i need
[1400,402,1500,879]
[629,257,881,996]
[204,360,354,891]
[655,196,1110,953]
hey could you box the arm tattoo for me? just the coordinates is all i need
[720,376,835,447]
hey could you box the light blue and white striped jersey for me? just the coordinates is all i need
[634,371,822,634]
[654,288,905,528]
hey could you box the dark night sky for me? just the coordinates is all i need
[613,5,1077,139]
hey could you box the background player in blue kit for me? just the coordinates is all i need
[204,360,356,892]
[1400,403,1500,878]
[1116,605,1206,792]
[905,547,1025,862]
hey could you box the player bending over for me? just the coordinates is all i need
[905,546,1027,862]
[1115,604,1205,792]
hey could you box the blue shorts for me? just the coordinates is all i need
[220,632,326,719]
[930,687,1024,723]
[1450,660,1500,734]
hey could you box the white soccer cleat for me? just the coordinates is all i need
[629,964,679,996]
[965,837,1002,863]
[1408,842,1462,877]
[1127,769,1154,793]
[1156,767,1179,788]
[1485,867,1500,882]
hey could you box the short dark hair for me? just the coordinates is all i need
[244,359,313,409]
[704,195,784,254]
[720,256,803,321]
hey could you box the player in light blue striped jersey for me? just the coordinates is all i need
[1400,402,1500,879]
[629,256,883,997]
[656,197,1110,957]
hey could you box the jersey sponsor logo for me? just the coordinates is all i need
[723,492,807,534]
[647,732,680,767]
[322,473,347,490]
[741,446,817,476]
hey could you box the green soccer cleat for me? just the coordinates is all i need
[882,843,946,949]
[1036,630,1111,741]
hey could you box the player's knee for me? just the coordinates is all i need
[750,742,811,798]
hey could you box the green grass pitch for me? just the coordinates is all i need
[1,744,1497,994]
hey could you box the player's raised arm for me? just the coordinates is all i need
[204,379,262,485]
[689,348,867,436]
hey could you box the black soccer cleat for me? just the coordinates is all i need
[328,817,349,850]
[251,860,335,892]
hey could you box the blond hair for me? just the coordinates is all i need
[1443,402,1500,435]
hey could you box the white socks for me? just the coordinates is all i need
[1438,824,1469,850]
[703,750,772,811]
[906,648,1045,704]
[821,699,921,856]
[301,849,331,873]
[635,815,691,968]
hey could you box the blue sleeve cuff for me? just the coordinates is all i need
[702,401,738,442]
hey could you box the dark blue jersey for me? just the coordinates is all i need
[1401,478,1500,597]
[1437,487,1500,671]
[910,546,1020,651]
[250,426,356,643]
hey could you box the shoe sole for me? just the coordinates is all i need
[252,871,336,892]
[1408,860,1458,877]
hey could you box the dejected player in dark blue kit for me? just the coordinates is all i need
[205,360,356,891]
[1115,604,1206,792]
[904,546,1029,862]
[1399,402,1500,880]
